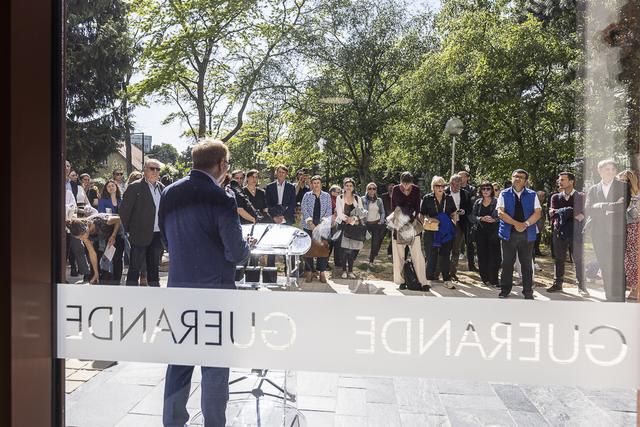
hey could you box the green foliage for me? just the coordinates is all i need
[147,143,179,164]
[395,2,583,189]
[66,0,133,174]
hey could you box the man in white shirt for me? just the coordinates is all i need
[119,158,165,286]
[497,169,542,300]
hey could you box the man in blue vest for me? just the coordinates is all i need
[497,169,542,299]
[159,139,250,427]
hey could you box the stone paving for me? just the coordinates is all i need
[64,252,638,426]
[66,361,636,426]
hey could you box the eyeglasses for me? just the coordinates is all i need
[222,159,231,171]
[367,187,376,190]
[481,187,492,191]
[114,172,123,176]
[147,167,161,172]
[434,184,445,188]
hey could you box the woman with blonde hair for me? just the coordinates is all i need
[618,169,640,299]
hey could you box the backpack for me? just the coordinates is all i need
[402,259,421,291]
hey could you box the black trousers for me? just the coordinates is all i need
[464,222,477,269]
[552,232,584,288]
[476,230,500,286]
[96,235,125,285]
[500,231,534,297]
[126,232,163,286]
[423,231,452,281]
[366,222,386,262]
[592,233,626,301]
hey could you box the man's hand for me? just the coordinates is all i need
[574,213,585,222]
[458,209,465,216]
[514,222,527,232]
[246,236,258,247]
[592,202,604,209]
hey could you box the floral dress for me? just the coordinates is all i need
[625,196,640,293]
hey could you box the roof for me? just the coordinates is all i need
[116,141,144,171]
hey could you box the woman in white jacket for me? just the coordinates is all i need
[335,177,367,278]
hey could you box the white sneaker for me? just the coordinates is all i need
[348,272,357,279]
[341,272,347,279]
[443,281,456,289]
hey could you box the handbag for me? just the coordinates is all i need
[423,197,447,232]
[304,239,330,258]
[423,217,440,232]
[343,223,367,241]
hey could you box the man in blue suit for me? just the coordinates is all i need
[159,139,250,427]
[265,164,297,224]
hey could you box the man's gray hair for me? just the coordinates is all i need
[449,174,462,184]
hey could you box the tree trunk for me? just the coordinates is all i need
[197,68,207,139]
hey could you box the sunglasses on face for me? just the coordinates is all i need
[481,187,492,191]
[147,167,161,172]
[114,172,123,176]
[367,187,376,190]
[434,184,444,188]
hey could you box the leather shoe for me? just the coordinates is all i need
[524,295,534,300]
[319,272,327,283]
[498,293,509,299]
[421,284,431,292]
[546,285,562,293]
[305,271,314,283]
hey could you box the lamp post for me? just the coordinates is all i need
[445,117,464,177]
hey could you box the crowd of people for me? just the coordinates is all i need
[64,153,640,302]
[62,140,640,427]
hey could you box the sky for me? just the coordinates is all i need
[131,0,441,153]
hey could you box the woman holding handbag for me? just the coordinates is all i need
[363,183,386,267]
[420,176,457,289]
[390,172,429,289]
[301,175,333,283]
[470,181,500,287]
[336,177,367,279]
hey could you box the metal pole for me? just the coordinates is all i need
[451,136,456,177]
[141,132,145,167]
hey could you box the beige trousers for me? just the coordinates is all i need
[392,236,428,285]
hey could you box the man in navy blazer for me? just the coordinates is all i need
[159,139,250,427]
[585,158,628,301]
[265,164,297,224]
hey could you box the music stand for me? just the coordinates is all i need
[228,225,310,426]
[236,224,311,290]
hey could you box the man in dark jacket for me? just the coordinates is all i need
[119,158,165,286]
[547,172,587,295]
[265,165,297,224]
[585,159,628,301]
[446,174,471,281]
[159,139,250,427]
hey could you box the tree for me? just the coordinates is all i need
[133,0,308,142]
[396,2,582,188]
[147,143,179,164]
[279,0,432,184]
[66,0,133,174]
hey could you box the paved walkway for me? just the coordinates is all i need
[66,361,636,426]
[65,253,636,426]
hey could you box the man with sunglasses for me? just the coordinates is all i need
[497,169,542,299]
[119,158,165,287]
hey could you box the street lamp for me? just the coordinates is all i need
[445,117,464,177]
